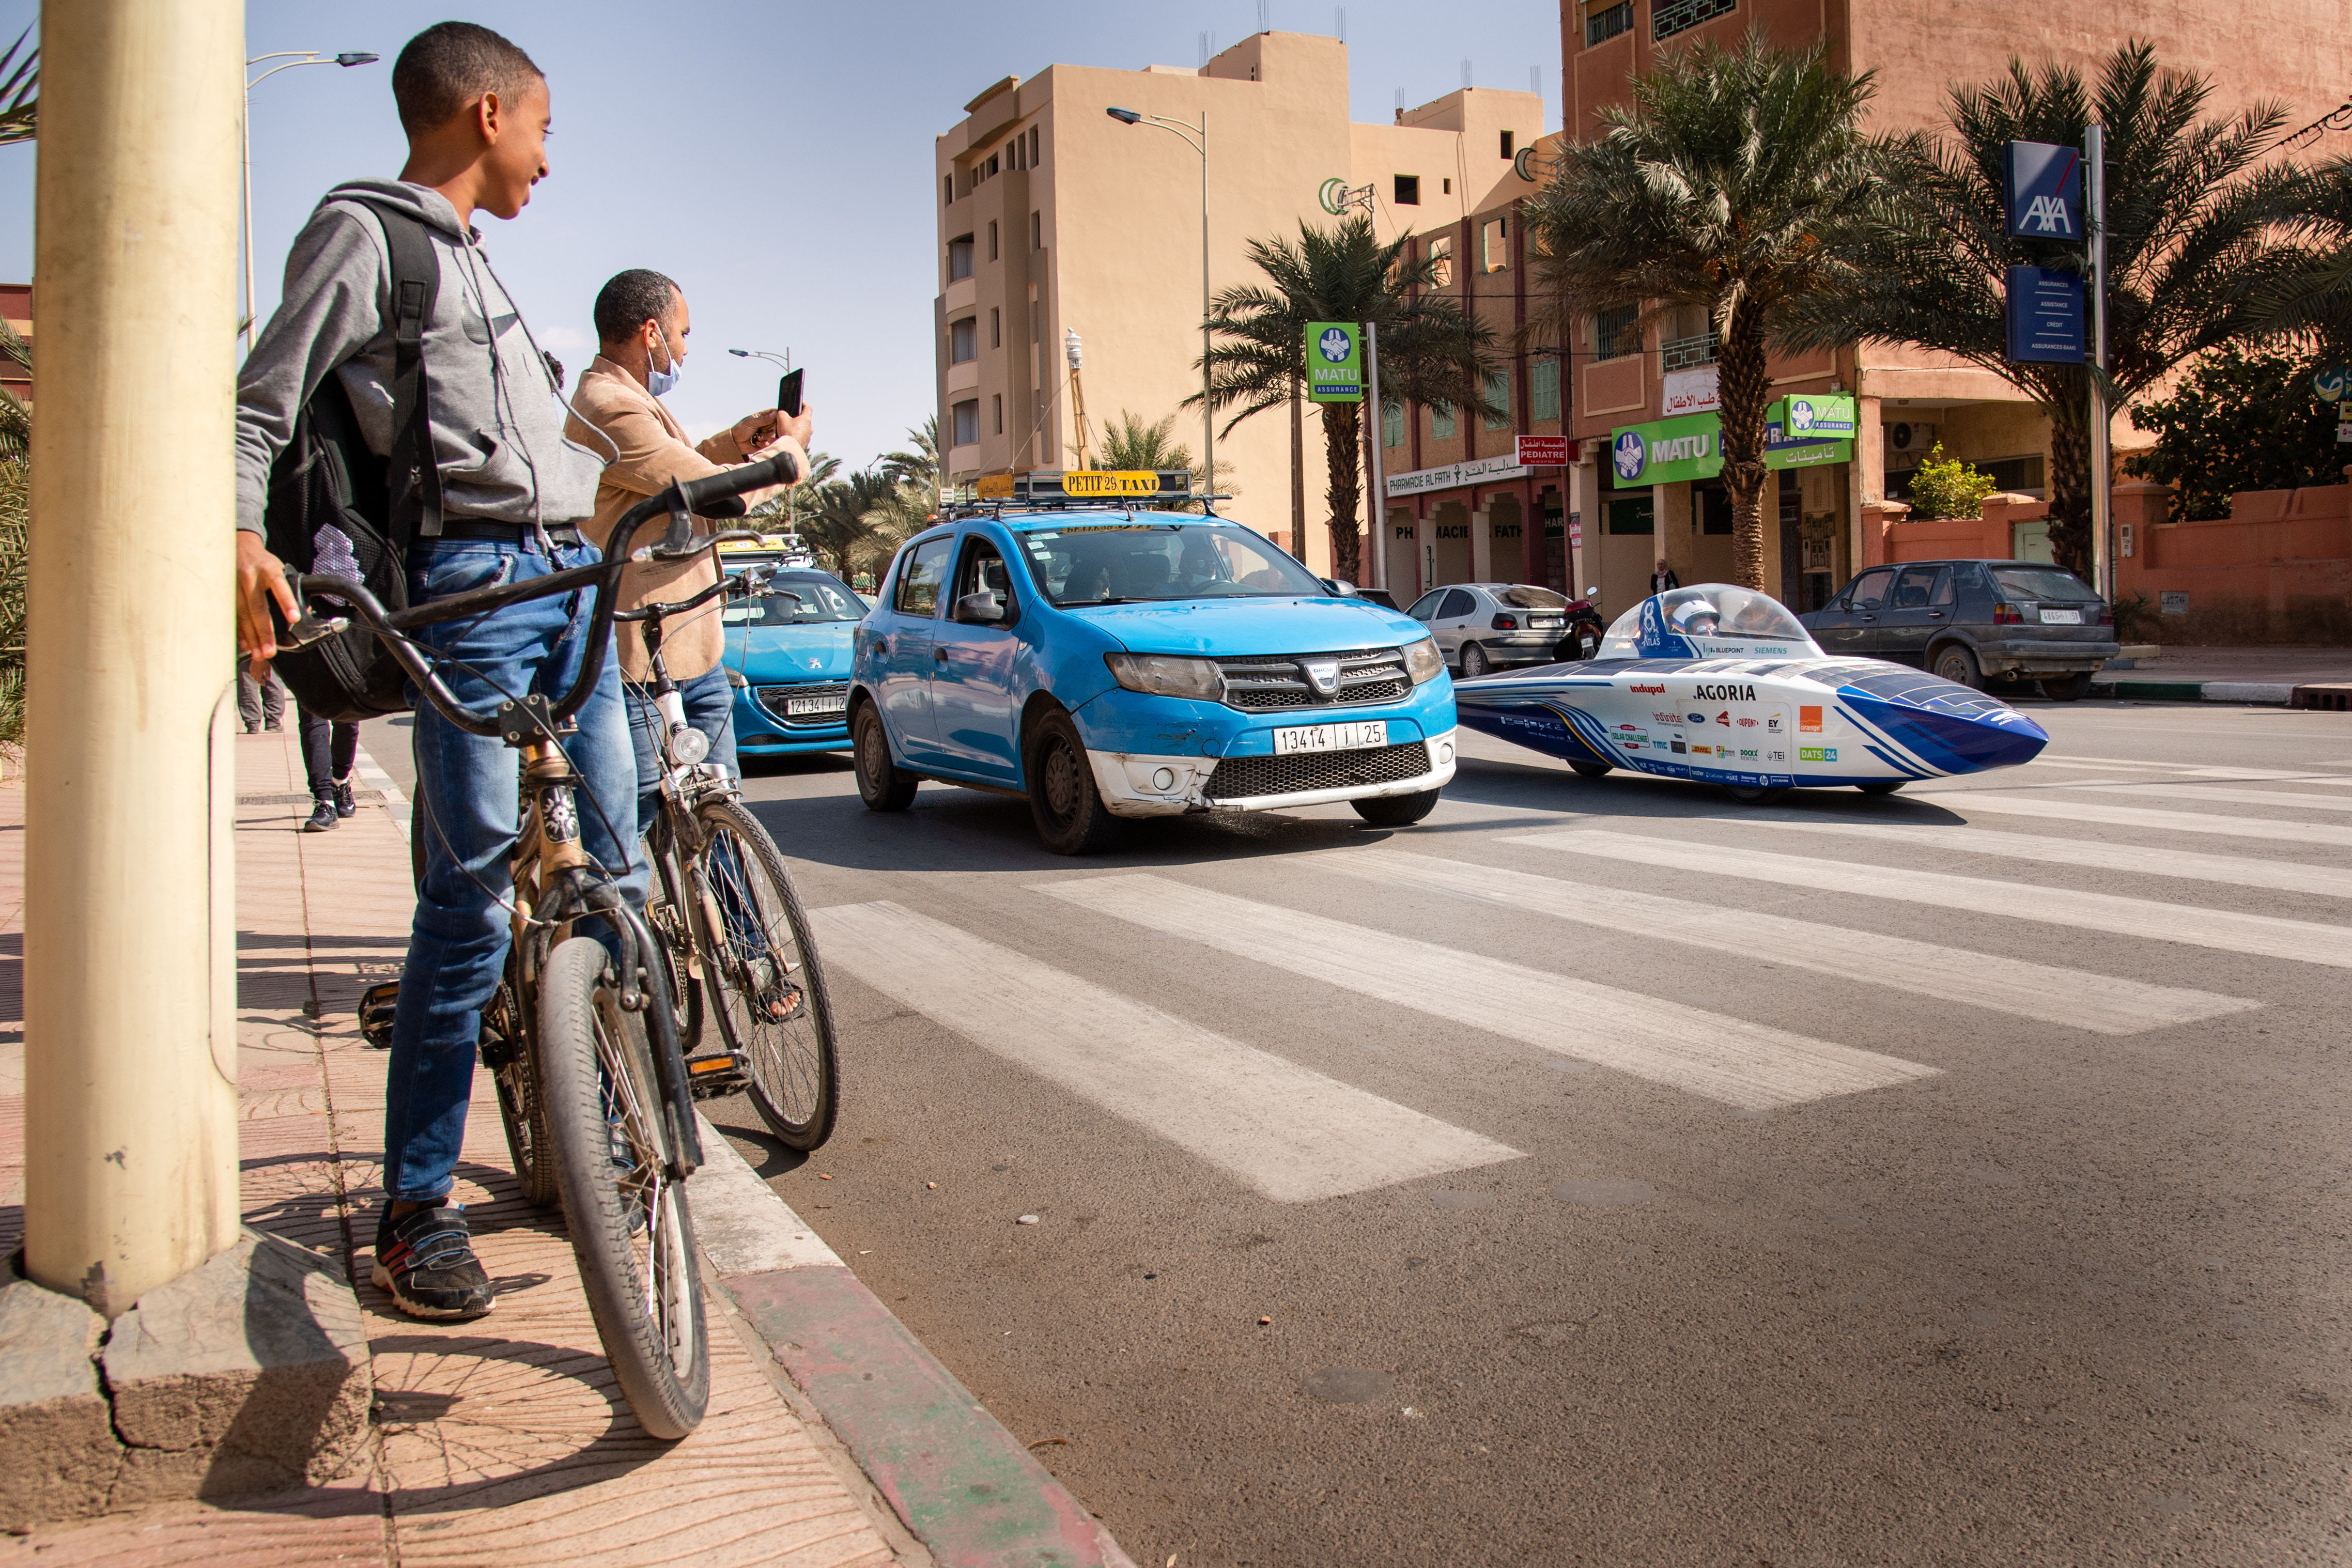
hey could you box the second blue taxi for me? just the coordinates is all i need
[850,471,1457,854]
[717,536,868,758]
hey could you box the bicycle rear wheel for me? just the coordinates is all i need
[644,816,705,1053]
[537,936,709,1439]
[693,798,839,1151]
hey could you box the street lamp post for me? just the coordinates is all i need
[1106,106,1211,499]
[243,50,377,354]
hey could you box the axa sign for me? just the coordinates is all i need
[2003,140,2082,240]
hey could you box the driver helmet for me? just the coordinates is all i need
[1669,597,1721,636]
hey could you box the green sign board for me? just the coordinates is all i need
[1306,321,1363,403]
[1771,393,1856,439]
[1613,405,1853,488]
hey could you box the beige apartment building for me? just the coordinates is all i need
[932,32,1556,579]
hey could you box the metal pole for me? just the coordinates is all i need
[27,0,245,1316]
[1199,112,1213,501]
[2087,123,2111,596]
[1364,320,1388,590]
[240,89,254,355]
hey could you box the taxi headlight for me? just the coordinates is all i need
[1105,652,1224,702]
[1402,636,1444,685]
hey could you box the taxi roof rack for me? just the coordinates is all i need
[943,469,1229,520]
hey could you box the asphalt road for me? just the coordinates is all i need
[364,701,2352,1565]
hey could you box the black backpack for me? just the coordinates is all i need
[262,200,442,721]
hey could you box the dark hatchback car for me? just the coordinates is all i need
[1800,558,2119,699]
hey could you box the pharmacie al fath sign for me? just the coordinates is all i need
[1609,394,1855,488]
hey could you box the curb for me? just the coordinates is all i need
[687,1116,1138,1568]
[2088,677,2296,705]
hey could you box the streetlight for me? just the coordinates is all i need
[1106,105,1212,498]
[243,50,378,354]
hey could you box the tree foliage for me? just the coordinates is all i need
[1786,41,2310,577]
[0,28,35,149]
[1197,215,1494,580]
[1529,31,1890,591]
[1904,443,1999,520]
[2123,346,2345,519]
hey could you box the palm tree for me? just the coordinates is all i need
[1196,215,1495,581]
[800,470,899,580]
[2257,153,2352,358]
[1784,42,2310,578]
[1526,31,1888,591]
[1098,410,1236,508]
[0,29,36,149]
[879,417,940,494]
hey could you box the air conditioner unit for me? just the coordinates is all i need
[1884,421,1938,457]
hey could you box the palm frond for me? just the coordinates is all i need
[0,27,36,148]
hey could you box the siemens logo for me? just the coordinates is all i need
[1691,684,1757,701]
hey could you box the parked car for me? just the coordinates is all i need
[1799,559,2119,698]
[722,564,869,757]
[850,509,1457,854]
[1403,583,1607,676]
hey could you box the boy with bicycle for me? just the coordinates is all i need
[234,23,643,1320]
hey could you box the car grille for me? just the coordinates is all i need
[751,680,849,728]
[1215,648,1412,710]
[1203,740,1432,802]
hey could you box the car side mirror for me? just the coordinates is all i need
[955,589,1007,625]
[1321,578,1352,596]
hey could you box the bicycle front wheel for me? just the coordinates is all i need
[645,815,705,1054]
[483,970,558,1207]
[693,799,840,1151]
[537,936,709,1439]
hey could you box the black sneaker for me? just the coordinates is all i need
[372,1202,494,1319]
[333,777,357,818]
[303,796,339,832]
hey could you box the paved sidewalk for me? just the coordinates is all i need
[0,731,909,1565]
[2094,644,2352,704]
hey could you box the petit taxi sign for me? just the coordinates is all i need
[1063,470,1171,497]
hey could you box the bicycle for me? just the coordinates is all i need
[622,567,839,1152]
[296,453,795,1439]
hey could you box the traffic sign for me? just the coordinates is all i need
[2316,364,2347,404]
[1515,434,1572,466]
[1306,321,1364,402]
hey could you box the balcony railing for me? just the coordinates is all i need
[1660,331,1719,372]
[1653,0,1736,41]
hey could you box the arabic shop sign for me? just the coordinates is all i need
[1612,403,1855,488]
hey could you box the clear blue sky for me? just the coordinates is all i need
[0,1,1560,470]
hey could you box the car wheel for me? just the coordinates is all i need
[1932,645,1983,690]
[1857,780,1906,796]
[1722,784,1791,805]
[1459,642,1491,679]
[2041,671,2095,701]
[1025,708,1120,856]
[1569,760,1613,780]
[852,703,918,812]
[1351,788,1440,826]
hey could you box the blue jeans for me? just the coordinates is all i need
[626,665,740,840]
[384,536,649,1204]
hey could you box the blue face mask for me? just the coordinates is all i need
[645,329,683,397]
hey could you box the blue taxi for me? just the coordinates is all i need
[847,475,1456,853]
[721,560,866,757]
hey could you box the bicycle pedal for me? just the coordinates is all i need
[685,1054,745,1097]
[358,980,399,1050]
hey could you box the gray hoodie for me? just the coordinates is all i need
[233,177,606,538]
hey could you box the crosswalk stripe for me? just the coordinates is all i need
[2049,782,2352,814]
[1903,790,2352,848]
[1036,875,1938,1111]
[811,901,1522,1203]
[2038,755,2352,785]
[1318,846,2253,1035]
[1513,830,2352,969]
[1735,817,2352,901]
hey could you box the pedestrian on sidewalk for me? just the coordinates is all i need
[564,269,811,835]
[238,654,287,733]
[298,702,360,831]
[231,22,677,1322]
[1651,559,1680,595]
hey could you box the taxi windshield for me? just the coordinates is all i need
[717,569,866,627]
[1016,522,1328,606]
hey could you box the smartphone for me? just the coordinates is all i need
[776,369,804,418]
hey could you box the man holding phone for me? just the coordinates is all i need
[566,269,813,832]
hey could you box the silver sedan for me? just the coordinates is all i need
[1403,583,1579,678]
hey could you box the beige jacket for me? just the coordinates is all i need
[565,354,804,681]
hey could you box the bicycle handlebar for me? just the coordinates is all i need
[279,447,806,739]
